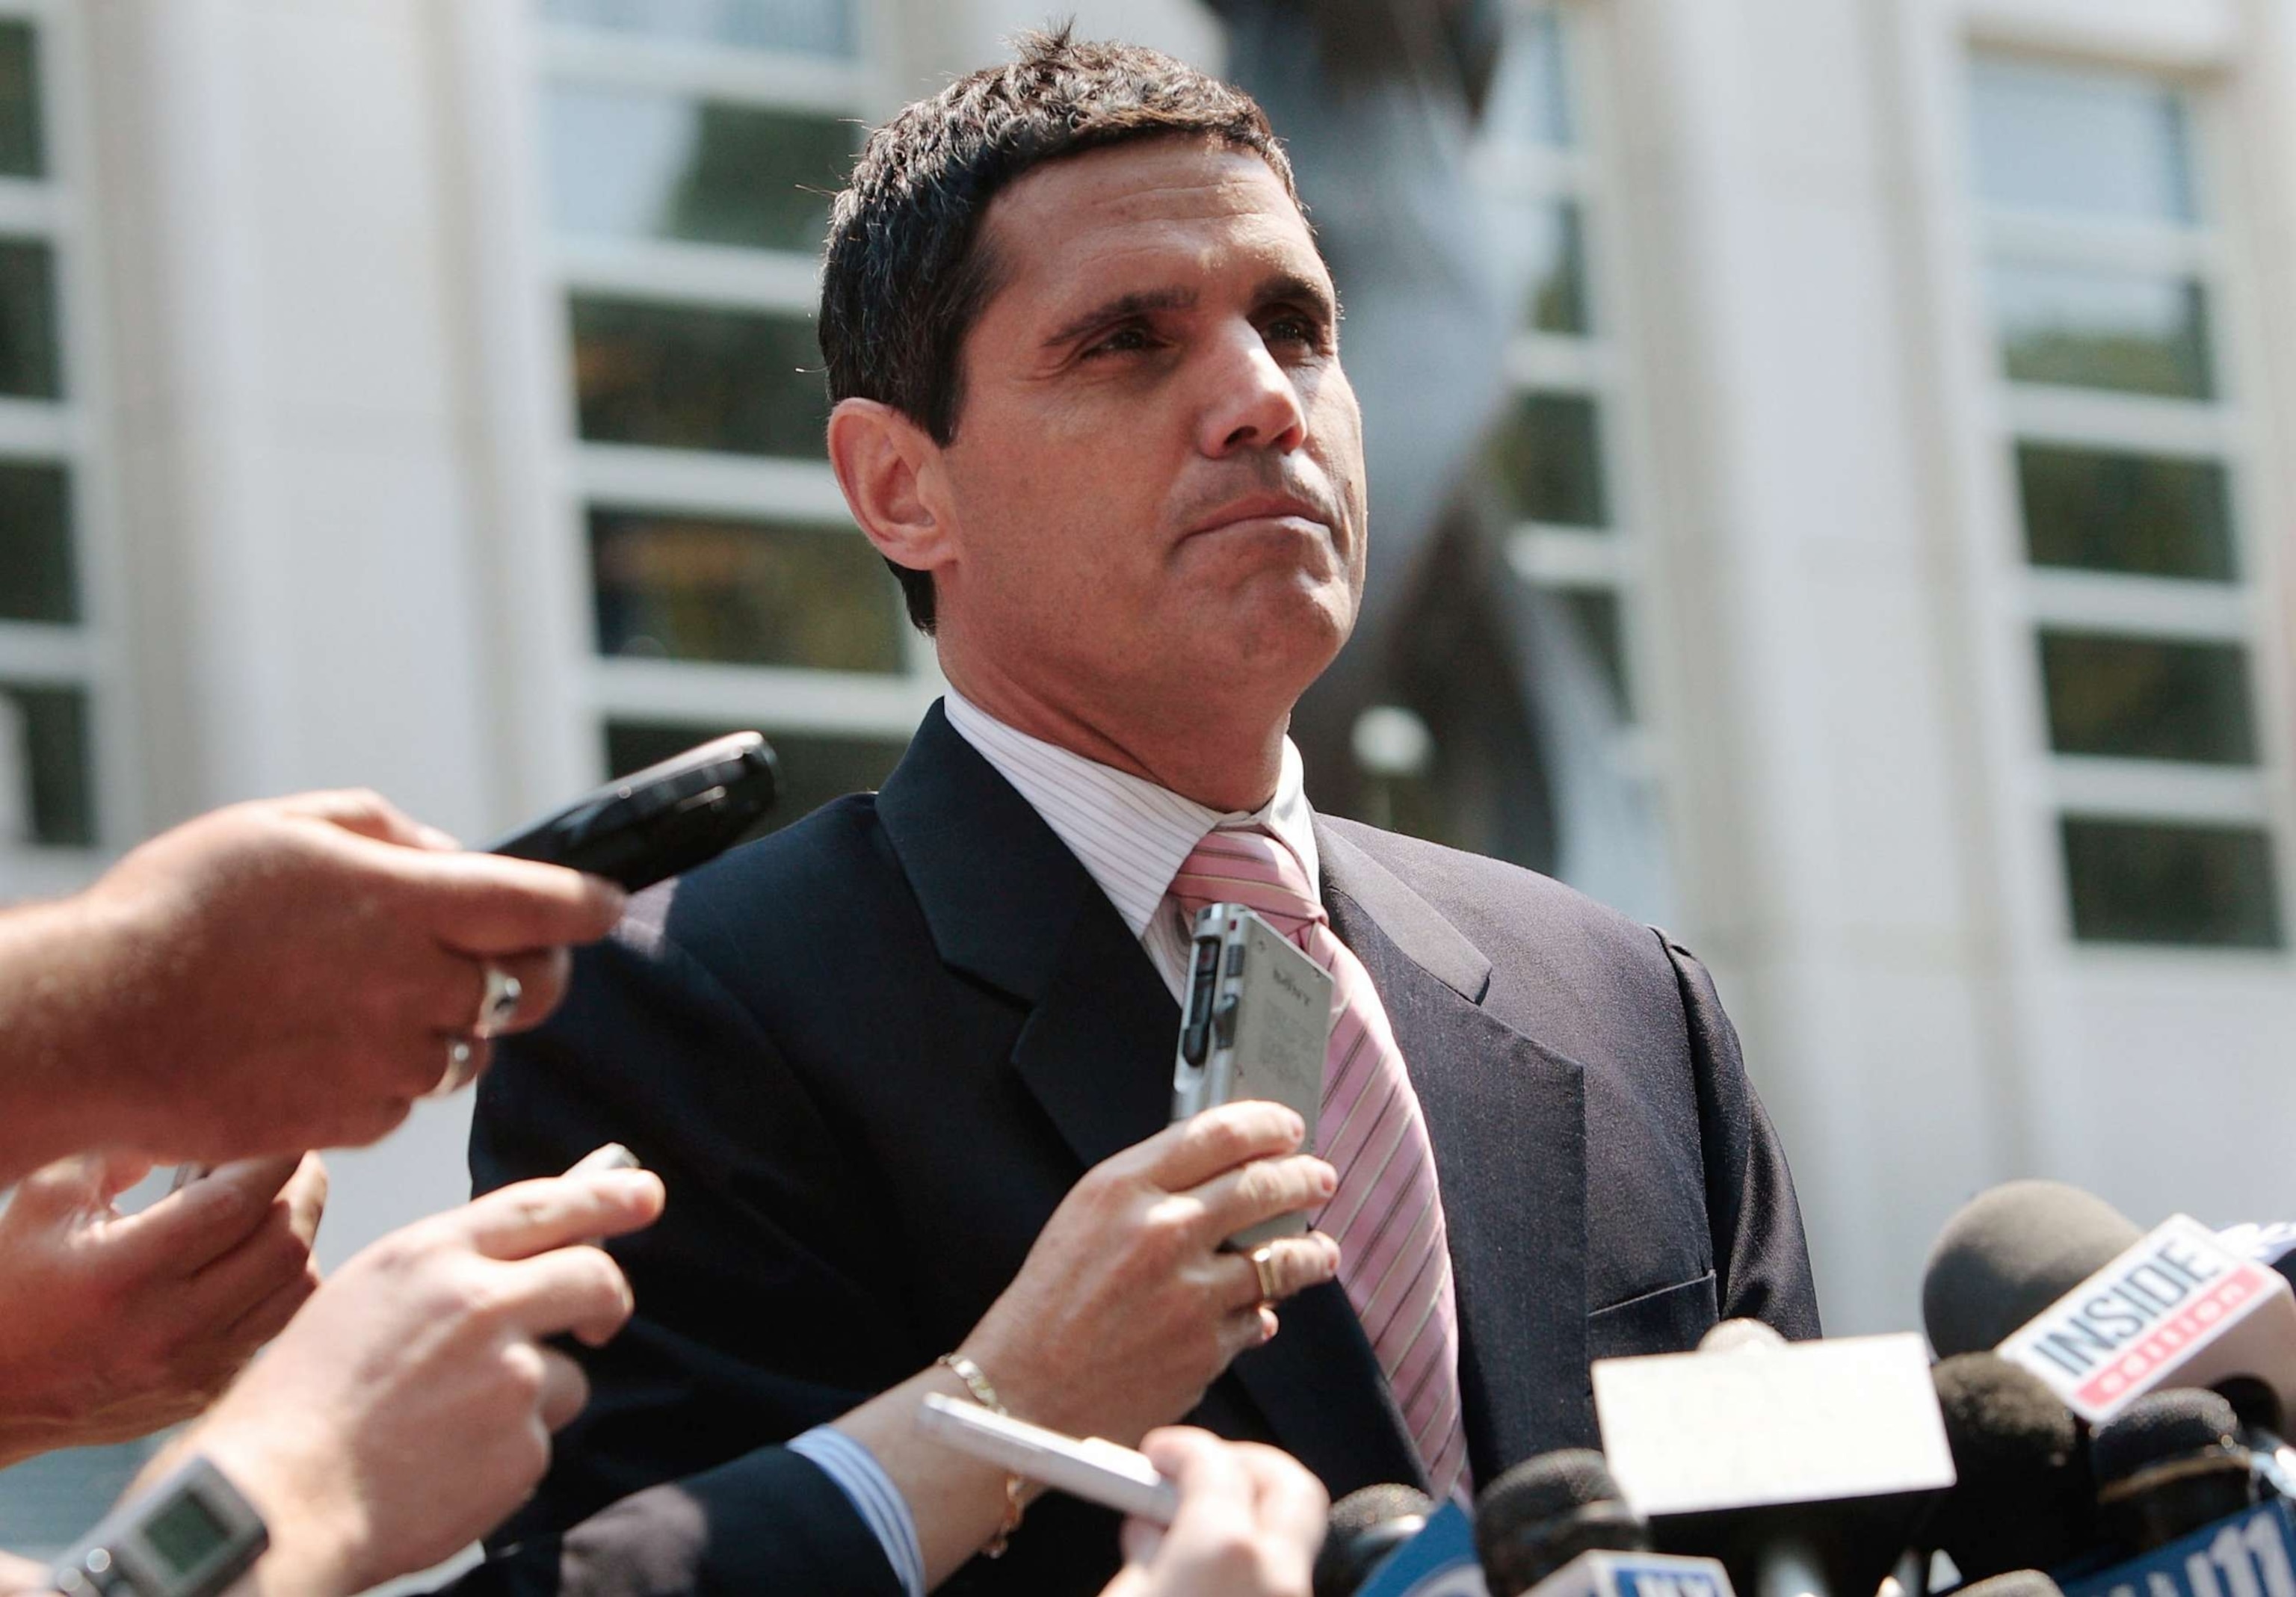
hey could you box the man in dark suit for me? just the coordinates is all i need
[475,28,1818,1597]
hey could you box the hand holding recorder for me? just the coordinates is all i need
[0,789,627,1179]
[954,1099,1341,1445]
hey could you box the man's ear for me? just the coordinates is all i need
[827,398,954,580]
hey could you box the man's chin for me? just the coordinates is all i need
[1180,580,1356,676]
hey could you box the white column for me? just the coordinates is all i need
[87,0,512,1270]
[1608,0,2017,1332]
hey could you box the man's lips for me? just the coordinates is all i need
[1182,495,1336,540]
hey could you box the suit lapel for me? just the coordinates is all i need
[877,705,1180,1172]
[1319,821,1593,1476]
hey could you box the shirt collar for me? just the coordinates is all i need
[942,688,1321,939]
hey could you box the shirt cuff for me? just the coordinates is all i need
[786,1425,926,1597]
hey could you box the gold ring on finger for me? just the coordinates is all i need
[1250,1244,1280,1304]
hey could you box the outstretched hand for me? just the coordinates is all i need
[0,1151,325,1468]
[1104,1427,1328,1597]
[155,1166,666,1597]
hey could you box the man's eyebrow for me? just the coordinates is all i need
[1040,286,1200,350]
[1254,271,1339,323]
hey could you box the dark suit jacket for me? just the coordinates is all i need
[469,702,1818,1595]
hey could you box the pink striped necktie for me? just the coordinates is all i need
[1168,827,1470,1498]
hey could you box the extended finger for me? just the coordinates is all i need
[1218,1232,1339,1312]
[1129,1101,1309,1193]
[398,850,627,956]
[1142,1425,1258,1537]
[407,945,562,1040]
[178,1159,327,1322]
[491,1246,638,1346]
[111,1154,308,1277]
[280,788,458,852]
[1232,1441,1330,1566]
[1183,1155,1336,1246]
[536,1347,592,1432]
[482,946,572,1035]
[215,1255,322,1350]
[1215,1301,1280,1366]
[4,1152,114,1223]
[454,1170,665,1264]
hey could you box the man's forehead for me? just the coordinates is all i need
[981,139,1324,306]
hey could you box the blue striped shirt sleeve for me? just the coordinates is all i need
[785,1425,927,1597]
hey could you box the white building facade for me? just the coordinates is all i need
[1,0,2292,1560]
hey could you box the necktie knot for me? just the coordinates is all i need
[1168,827,1325,941]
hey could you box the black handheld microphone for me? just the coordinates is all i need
[1312,1484,1434,1597]
[2092,1389,2259,1555]
[1924,1353,2096,1581]
[1475,1450,1651,1597]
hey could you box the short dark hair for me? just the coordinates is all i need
[818,27,1301,632]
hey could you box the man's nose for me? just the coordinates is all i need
[1195,326,1308,457]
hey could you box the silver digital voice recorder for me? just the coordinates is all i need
[1170,903,1333,1248]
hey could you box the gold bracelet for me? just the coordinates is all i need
[937,1353,1026,1557]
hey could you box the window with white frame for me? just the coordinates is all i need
[1479,6,1644,732]
[534,0,933,818]
[1966,55,2285,949]
[0,1,98,863]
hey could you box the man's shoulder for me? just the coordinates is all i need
[1319,815,1673,973]
[612,792,904,968]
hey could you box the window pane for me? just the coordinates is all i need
[2038,631,2255,765]
[0,241,58,399]
[539,0,854,57]
[1555,585,1631,719]
[1488,393,1606,527]
[0,462,73,623]
[0,22,42,179]
[1524,202,1588,336]
[2016,443,2234,581]
[547,87,854,254]
[590,507,904,673]
[2061,817,2282,948]
[1993,265,2212,399]
[571,296,825,457]
[1970,58,2195,223]
[605,720,909,833]
[1483,11,1571,148]
[0,682,91,846]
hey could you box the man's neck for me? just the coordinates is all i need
[942,660,1289,815]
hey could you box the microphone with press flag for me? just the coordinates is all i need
[1591,1332,1955,1597]
[1922,1184,2296,1436]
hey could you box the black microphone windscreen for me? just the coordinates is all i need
[2217,1374,2286,1438]
[1475,1449,1647,1597]
[2093,1389,2258,1554]
[1956,1572,2066,1597]
[1926,1353,2091,1580]
[2091,1389,2242,1489]
[1924,1181,2143,1357]
[1314,1484,1432,1597]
